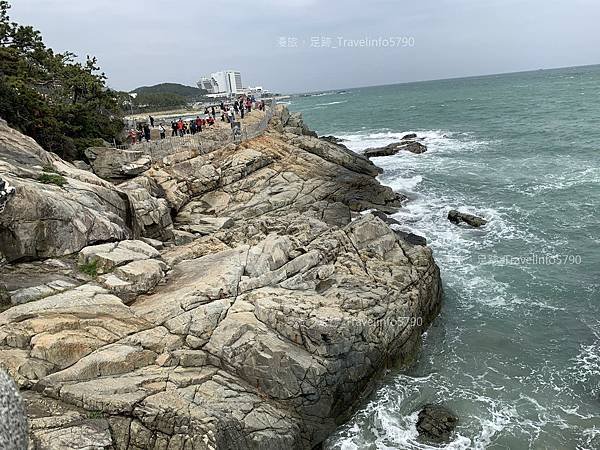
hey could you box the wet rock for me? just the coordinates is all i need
[395,230,428,246]
[371,210,401,226]
[447,210,487,227]
[416,404,458,442]
[363,141,428,158]
[402,133,418,140]
[320,135,346,145]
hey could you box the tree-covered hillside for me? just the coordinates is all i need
[130,83,207,111]
[132,83,206,99]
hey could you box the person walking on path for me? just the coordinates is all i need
[171,121,177,137]
[195,116,203,132]
[177,118,184,137]
[149,115,155,127]
[128,128,137,145]
[159,123,166,139]
[227,109,235,128]
[143,123,151,142]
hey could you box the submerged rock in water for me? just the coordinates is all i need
[363,141,427,158]
[447,209,488,227]
[402,133,417,140]
[416,404,458,442]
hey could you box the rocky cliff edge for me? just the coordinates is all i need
[0,107,442,449]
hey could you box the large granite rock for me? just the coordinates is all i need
[85,147,152,180]
[0,107,443,449]
[118,176,174,241]
[0,119,137,263]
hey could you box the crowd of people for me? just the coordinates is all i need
[127,95,267,145]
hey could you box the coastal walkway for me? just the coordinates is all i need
[121,101,276,159]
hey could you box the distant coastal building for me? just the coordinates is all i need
[198,70,244,97]
[198,77,216,92]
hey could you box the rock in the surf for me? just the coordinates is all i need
[395,230,428,246]
[320,135,346,145]
[402,133,418,140]
[416,404,458,442]
[371,210,401,226]
[370,212,427,246]
[447,210,487,227]
[363,141,427,158]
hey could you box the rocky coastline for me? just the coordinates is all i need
[0,106,442,449]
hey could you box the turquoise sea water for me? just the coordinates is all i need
[288,65,600,449]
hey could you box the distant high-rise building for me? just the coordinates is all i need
[197,77,216,93]
[197,70,244,96]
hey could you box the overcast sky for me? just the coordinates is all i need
[8,0,600,93]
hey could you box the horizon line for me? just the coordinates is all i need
[286,62,600,96]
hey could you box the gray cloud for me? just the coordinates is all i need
[8,0,600,92]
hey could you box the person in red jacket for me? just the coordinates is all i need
[177,118,184,137]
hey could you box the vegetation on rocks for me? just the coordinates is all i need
[0,1,124,160]
[37,173,67,186]
[79,260,98,277]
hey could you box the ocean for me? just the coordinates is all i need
[287,65,600,449]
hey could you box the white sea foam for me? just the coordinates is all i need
[336,129,453,153]
[315,100,348,106]
[570,320,600,398]
[324,121,599,449]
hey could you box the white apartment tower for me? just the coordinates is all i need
[197,70,244,96]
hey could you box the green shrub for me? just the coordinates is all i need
[37,172,67,187]
[79,260,98,277]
